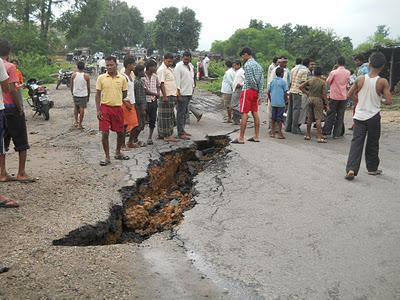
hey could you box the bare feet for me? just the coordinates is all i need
[178,134,191,140]
[0,194,19,208]
[16,173,37,183]
[164,136,177,142]
[0,174,16,182]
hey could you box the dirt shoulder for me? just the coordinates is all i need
[0,81,228,299]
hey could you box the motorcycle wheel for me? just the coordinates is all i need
[56,80,61,90]
[42,104,50,120]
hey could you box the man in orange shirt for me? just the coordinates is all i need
[11,59,24,108]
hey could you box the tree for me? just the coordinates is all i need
[143,21,156,54]
[177,7,201,50]
[249,19,264,30]
[355,25,399,53]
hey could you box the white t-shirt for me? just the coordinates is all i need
[122,73,135,104]
[221,68,235,94]
[354,75,382,121]
[0,58,9,110]
[174,61,195,96]
[232,68,245,91]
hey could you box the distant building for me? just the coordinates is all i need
[123,47,147,60]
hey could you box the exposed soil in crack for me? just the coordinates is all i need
[52,135,230,246]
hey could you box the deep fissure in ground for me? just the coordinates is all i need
[53,135,230,246]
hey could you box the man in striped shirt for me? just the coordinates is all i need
[232,47,264,144]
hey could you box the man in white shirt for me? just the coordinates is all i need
[97,58,106,74]
[267,56,278,84]
[220,60,236,123]
[231,60,245,125]
[174,51,195,140]
[202,55,210,78]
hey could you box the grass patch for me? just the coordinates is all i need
[196,79,222,95]
[382,95,400,111]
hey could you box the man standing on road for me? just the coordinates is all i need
[95,56,129,166]
[157,53,177,142]
[345,52,392,180]
[202,54,210,78]
[0,45,19,208]
[231,60,245,125]
[220,60,235,123]
[286,58,310,134]
[143,59,160,145]
[232,47,264,144]
[323,57,350,138]
[71,61,90,129]
[174,51,195,140]
[0,39,33,183]
[267,57,279,84]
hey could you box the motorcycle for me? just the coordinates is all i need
[56,69,73,89]
[24,79,54,121]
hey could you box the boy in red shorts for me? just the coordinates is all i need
[232,47,264,144]
[95,56,129,166]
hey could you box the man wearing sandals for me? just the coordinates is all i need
[345,52,392,180]
[96,56,129,166]
[232,47,264,144]
[299,67,328,143]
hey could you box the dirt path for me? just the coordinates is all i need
[0,80,229,299]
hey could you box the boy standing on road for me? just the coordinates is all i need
[129,64,147,147]
[300,67,328,143]
[220,60,235,123]
[71,61,90,129]
[232,47,264,144]
[345,52,392,180]
[143,59,160,145]
[95,56,129,166]
[268,67,288,139]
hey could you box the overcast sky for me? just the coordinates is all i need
[127,0,400,50]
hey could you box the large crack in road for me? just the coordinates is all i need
[53,135,230,246]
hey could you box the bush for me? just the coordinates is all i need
[208,60,226,78]
[16,53,71,84]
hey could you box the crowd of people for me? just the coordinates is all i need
[221,47,392,180]
[0,38,394,208]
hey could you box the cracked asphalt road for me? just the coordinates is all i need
[1,80,400,299]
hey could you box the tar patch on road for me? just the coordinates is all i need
[52,135,230,246]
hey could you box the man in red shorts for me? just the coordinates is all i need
[232,47,264,144]
[96,56,129,166]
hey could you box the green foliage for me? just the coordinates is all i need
[208,60,226,78]
[16,52,70,83]
[355,25,399,54]
[153,7,201,52]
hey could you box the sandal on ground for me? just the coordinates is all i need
[114,155,130,161]
[345,170,355,181]
[304,136,311,140]
[127,142,140,149]
[100,159,111,166]
[147,139,154,145]
[247,137,260,142]
[231,138,244,144]
[368,170,382,176]
[0,195,19,208]
[269,134,276,138]
[317,138,327,143]
[17,178,37,183]
[0,176,17,183]
[136,141,146,147]
[277,135,286,139]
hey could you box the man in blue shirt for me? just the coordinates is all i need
[268,67,288,139]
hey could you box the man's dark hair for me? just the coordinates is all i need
[302,58,310,67]
[123,55,136,68]
[240,47,252,56]
[145,59,157,69]
[182,51,192,58]
[354,54,364,62]
[233,60,242,67]
[0,39,11,57]
[164,53,173,60]
[273,56,279,63]
[314,67,323,76]
[369,52,386,69]
[10,58,19,65]
[77,61,85,70]
[225,60,233,68]
[295,58,302,65]
[105,56,117,64]
[134,64,145,77]
[275,67,283,77]
[337,56,346,66]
